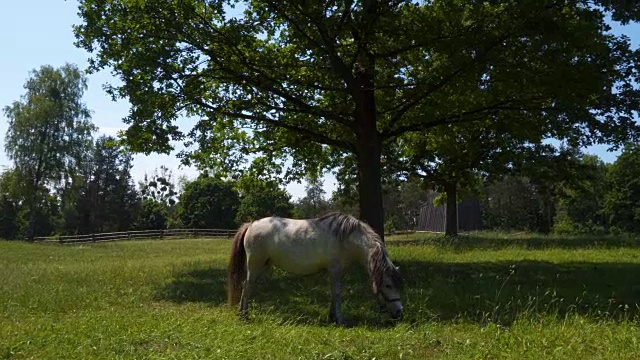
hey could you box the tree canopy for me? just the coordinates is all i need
[74,0,640,238]
[604,144,640,233]
[235,175,293,223]
[397,119,527,235]
[554,154,609,234]
[72,136,140,233]
[178,175,240,229]
[293,176,332,218]
[3,63,95,239]
[139,165,179,207]
[0,169,20,239]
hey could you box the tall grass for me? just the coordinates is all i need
[2,235,640,359]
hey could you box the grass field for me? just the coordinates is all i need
[2,233,640,359]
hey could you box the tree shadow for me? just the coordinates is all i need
[154,257,640,327]
[154,264,398,327]
[154,266,229,305]
[398,259,640,326]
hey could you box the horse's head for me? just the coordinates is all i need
[374,265,403,319]
[369,244,403,319]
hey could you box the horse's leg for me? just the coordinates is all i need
[328,264,345,325]
[239,255,268,321]
[238,273,250,321]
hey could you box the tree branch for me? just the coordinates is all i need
[383,101,559,140]
[147,11,356,131]
[228,63,355,128]
[190,98,357,152]
[383,34,510,127]
[266,1,357,93]
[375,33,468,59]
[382,0,561,131]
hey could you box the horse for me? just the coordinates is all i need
[227,212,403,325]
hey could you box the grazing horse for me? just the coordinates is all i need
[227,212,403,324]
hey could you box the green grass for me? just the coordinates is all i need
[2,235,640,359]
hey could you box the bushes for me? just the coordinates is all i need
[135,199,169,230]
[177,176,240,229]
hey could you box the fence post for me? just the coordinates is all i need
[92,234,96,243]
[160,229,164,240]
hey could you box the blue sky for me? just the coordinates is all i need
[0,1,638,199]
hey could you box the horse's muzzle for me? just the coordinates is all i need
[390,308,403,320]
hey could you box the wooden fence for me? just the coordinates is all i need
[34,228,237,244]
[33,228,417,245]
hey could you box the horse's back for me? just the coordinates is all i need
[244,216,339,275]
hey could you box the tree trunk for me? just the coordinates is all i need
[444,181,458,237]
[541,193,553,234]
[354,60,384,240]
[351,0,383,239]
[356,140,384,241]
[26,121,51,241]
[26,173,43,241]
[27,196,38,241]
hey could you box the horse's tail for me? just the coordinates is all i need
[227,222,251,306]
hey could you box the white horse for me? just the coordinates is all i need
[227,212,403,325]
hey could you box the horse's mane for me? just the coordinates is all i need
[317,212,371,242]
[369,241,403,291]
[317,212,402,290]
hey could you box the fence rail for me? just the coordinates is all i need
[34,228,237,244]
[33,228,417,245]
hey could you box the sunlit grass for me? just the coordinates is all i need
[388,230,640,249]
[2,236,640,359]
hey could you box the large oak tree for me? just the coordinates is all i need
[74,0,640,238]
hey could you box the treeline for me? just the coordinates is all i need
[0,63,300,240]
[0,151,317,240]
[0,149,421,240]
[481,146,640,235]
[1,142,638,240]
[330,145,640,237]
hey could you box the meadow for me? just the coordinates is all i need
[2,232,640,359]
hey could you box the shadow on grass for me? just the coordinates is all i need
[154,263,392,327]
[155,258,640,327]
[154,266,229,305]
[388,232,640,250]
[400,259,640,326]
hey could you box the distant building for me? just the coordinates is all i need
[417,191,483,232]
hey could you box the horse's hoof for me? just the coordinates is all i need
[328,312,337,323]
[333,318,346,326]
[239,312,250,323]
[330,316,346,326]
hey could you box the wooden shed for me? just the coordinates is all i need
[417,191,483,232]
